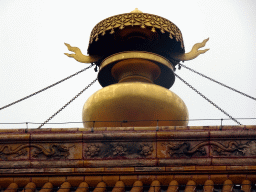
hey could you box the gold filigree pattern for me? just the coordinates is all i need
[89,12,184,48]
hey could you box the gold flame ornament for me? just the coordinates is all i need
[171,38,210,62]
[64,43,100,63]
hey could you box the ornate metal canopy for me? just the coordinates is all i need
[88,11,185,48]
[87,10,185,63]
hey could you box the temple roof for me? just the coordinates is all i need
[0,177,253,192]
[0,125,256,190]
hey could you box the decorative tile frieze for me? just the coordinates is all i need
[0,143,74,160]
[83,142,155,159]
[85,144,101,157]
[30,143,76,160]
[161,141,209,158]
[139,143,154,156]
[31,144,72,159]
[158,140,256,158]
[211,140,256,157]
[0,144,28,160]
[112,143,127,156]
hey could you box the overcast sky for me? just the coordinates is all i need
[0,0,256,129]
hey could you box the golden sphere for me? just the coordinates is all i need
[82,82,188,128]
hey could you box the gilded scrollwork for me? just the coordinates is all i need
[89,12,184,48]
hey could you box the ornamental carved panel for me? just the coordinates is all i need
[0,143,75,160]
[30,144,74,159]
[83,142,155,159]
[161,141,209,158]
[159,140,256,158]
[211,140,256,157]
[0,144,29,160]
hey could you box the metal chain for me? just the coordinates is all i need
[174,73,242,125]
[38,78,98,129]
[179,63,256,101]
[0,64,94,111]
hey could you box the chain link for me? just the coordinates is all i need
[38,78,97,129]
[179,63,256,101]
[174,73,242,125]
[0,64,94,111]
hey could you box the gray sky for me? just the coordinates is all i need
[0,0,256,129]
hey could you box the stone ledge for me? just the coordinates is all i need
[1,165,256,176]
[0,126,255,143]
[1,158,256,170]
[83,132,156,141]
[84,159,158,167]
[159,158,212,166]
[0,125,255,134]
[30,133,82,141]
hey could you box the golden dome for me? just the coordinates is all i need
[82,82,188,128]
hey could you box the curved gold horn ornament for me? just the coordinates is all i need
[172,38,210,62]
[64,43,100,63]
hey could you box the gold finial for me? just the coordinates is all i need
[130,8,142,13]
